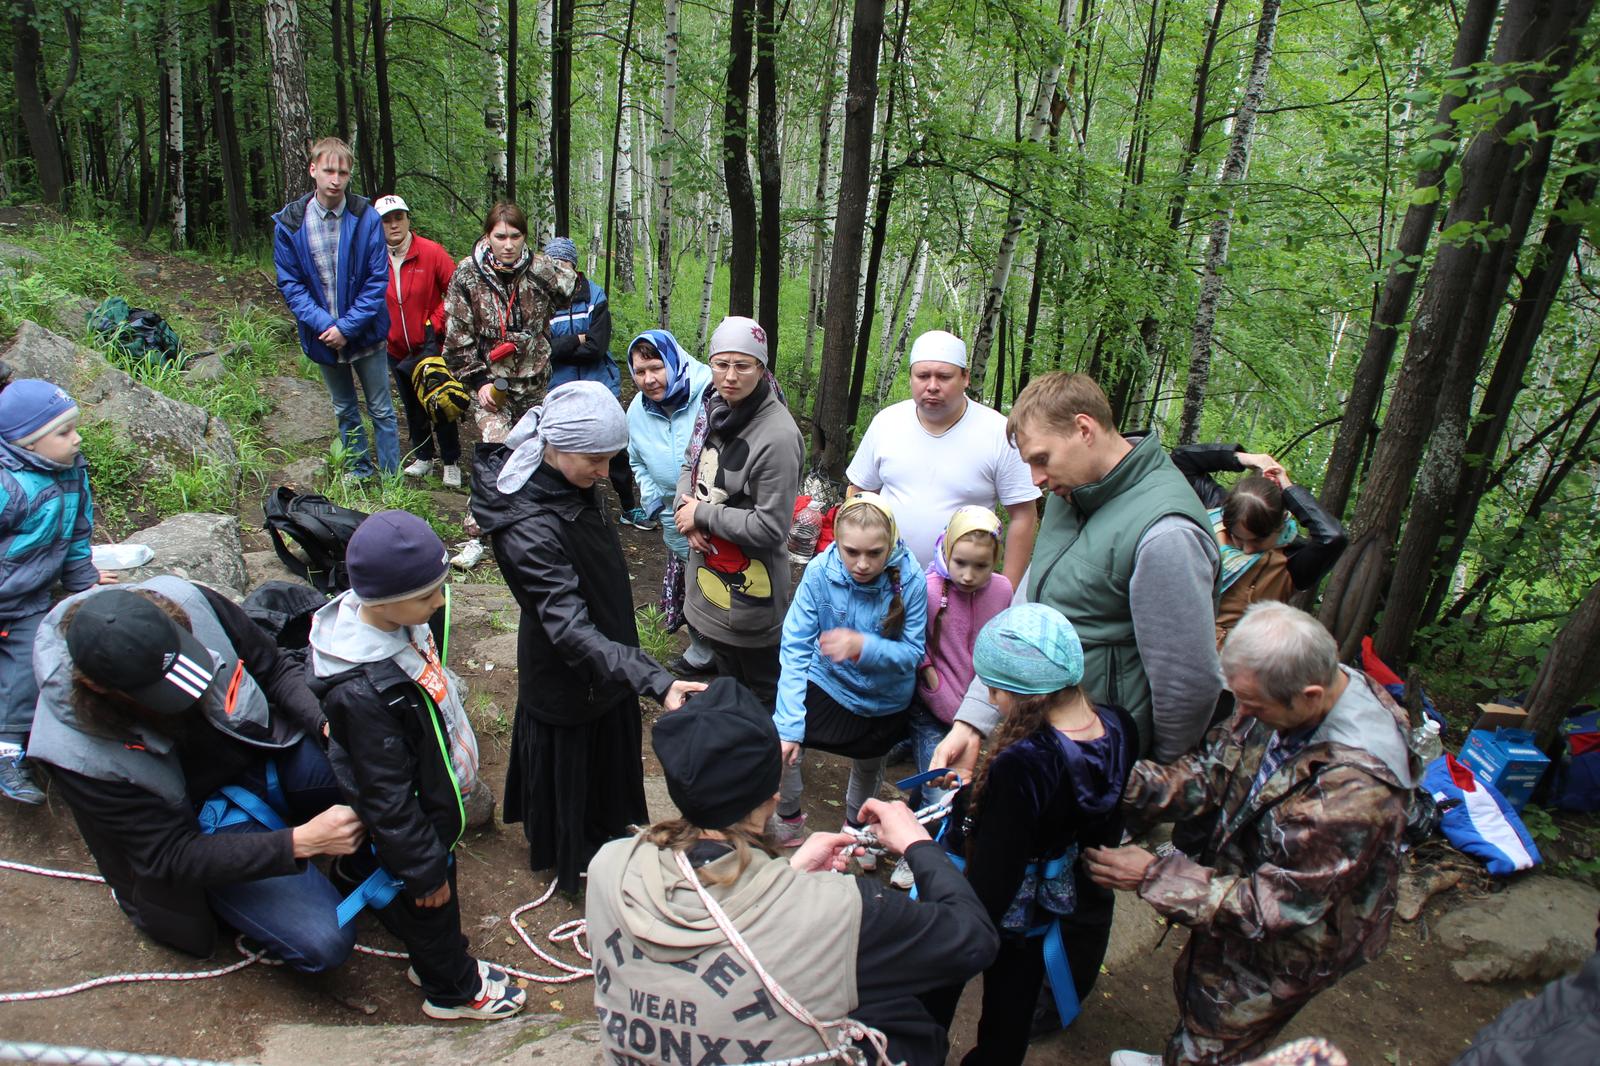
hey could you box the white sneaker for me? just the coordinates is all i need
[403,458,434,478]
[889,857,915,890]
[1109,1052,1163,1066]
[441,464,462,488]
[451,539,485,570]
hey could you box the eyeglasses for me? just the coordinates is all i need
[709,360,762,376]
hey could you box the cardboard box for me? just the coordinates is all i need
[1459,728,1551,812]
[1473,703,1529,732]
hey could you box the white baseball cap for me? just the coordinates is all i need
[373,194,410,217]
[909,330,968,370]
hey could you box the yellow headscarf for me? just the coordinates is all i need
[940,505,1003,569]
[836,492,898,548]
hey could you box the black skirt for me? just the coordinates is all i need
[503,698,648,894]
[799,682,911,760]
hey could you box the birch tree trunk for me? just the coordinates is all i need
[875,236,927,406]
[534,0,555,233]
[967,0,1074,394]
[163,4,186,250]
[655,0,680,326]
[473,0,509,202]
[698,216,723,352]
[1176,0,1282,444]
[263,0,314,200]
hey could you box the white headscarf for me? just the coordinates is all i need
[497,380,630,493]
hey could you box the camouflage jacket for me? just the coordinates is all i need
[1127,666,1416,999]
[442,238,577,392]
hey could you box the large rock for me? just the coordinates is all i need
[116,513,249,598]
[261,375,335,449]
[0,320,239,478]
[1435,874,1600,983]
[0,240,45,266]
[257,1016,601,1066]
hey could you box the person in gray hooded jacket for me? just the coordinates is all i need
[29,576,365,969]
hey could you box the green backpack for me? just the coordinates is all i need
[89,296,183,367]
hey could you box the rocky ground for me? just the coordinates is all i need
[0,228,1597,1064]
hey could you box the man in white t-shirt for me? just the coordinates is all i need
[845,330,1039,585]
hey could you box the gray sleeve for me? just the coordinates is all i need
[951,564,1033,736]
[1131,516,1224,763]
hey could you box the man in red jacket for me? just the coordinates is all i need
[376,195,463,487]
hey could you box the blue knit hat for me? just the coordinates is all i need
[346,510,449,605]
[0,379,79,445]
[973,603,1085,695]
[544,236,578,264]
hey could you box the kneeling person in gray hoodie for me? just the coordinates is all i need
[308,509,522,1022]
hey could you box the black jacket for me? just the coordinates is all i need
[309,657,464,897]
[1171,442,1348,591]
[469,449,673,726]
[43,587,322,959]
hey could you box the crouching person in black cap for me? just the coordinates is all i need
[28,576,364,969]
[586,677,999,1065]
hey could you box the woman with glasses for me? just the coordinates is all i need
[669,316,803,712]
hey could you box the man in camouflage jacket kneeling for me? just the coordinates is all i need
[1086,602,1418,1066]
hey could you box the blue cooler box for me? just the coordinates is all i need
[1459,729,1551,812]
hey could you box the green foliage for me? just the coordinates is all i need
[319,467,454,543]
[78,419,143,534]
[0,273,68,334]
[635,604,674,665]
[18,222,126,298]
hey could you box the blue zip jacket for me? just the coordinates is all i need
[0,440,97,619]
[776,540,928,743]
[271,192,390,366]
[547,275,621,395]
[626,357,714,556]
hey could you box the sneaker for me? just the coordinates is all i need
[451,539,485,570]
[621,507,659,531]
[441,464,462,489]
[408,958,510,990]
[422,977,526,1021]
[0,752,45,805]
[403,458,434,478]
[889,857,915,890]
[765,812,806,849]
[342,469,376,486]
[1109,1053,1162,1066]
[664,654,716,679]
[856,850,878,874]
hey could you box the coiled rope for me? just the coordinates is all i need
[0,859,591,1003]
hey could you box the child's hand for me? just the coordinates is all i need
[663,679,707,710]
[819,628,865,663]
[780,740,802,766]
[919,665,939,691]
[95,569,119,586]
[790,831,859,874]
[415,881,452,908]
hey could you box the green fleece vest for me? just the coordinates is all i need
[1027,431,1215,752]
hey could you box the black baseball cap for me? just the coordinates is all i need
[66,591,219,714]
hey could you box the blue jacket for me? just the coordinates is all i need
[0,440,97,619]
[776,540,927,743]
[271,192,390,366]
[547,275,621,395]
[626,358,714,557]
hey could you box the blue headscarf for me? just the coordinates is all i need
[627,329,697,414]
[974,603,1085,695]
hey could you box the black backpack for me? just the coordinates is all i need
[262,487,368,594]
[89,296,184,367]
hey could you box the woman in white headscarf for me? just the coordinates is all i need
[468,381,707,893]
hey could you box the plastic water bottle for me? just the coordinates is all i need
[1411,719,1444,763]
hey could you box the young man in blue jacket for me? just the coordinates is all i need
[272,137,398,479]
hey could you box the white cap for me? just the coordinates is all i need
[909,330,967,370]
[708,316,770,366]
[373,194,410,217]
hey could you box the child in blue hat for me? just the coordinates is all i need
[0,379,106,804]
[924,602,1139,1061]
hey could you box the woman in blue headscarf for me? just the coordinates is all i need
[624,329,716,674]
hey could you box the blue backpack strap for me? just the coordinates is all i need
[336,852,405,928]
[215,784,287,831]
[1038,918,1081,1028]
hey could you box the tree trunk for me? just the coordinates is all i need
[811,0,885,477]
[331,0,350,141]
[11,0,69,209]
[163,3,186,249]
[534,0,554,230]
[264,0,315,201]
[344,0,378,188]
[655,0,680,326]
[371,0,395,194]
[875,235,928,406]
[1177,0,1281,444]
[801,0,846,403]
[723,0,757,317]
[1524,577,1600,749]
[698,216,723,352]
[755,0,783,367]
[967,0,1074,394]
[209,0,250,255]
[552,0,573,231]
[1318,0,1498,518]
[474,0,509,202]
[1318,0,1588,658]
[604,0,640,295]
[506,0,518,201]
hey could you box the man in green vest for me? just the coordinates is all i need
[933,372,1223,776]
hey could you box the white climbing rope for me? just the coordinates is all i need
[0,860,592,1003]
[671,849,902,1066]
